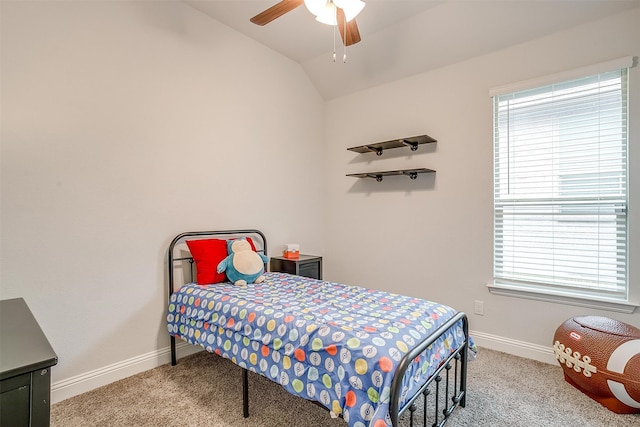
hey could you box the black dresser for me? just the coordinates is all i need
[1,298,58,427]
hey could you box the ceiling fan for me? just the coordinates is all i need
[250,0,363,47]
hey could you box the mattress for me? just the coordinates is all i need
[167,272,466,427]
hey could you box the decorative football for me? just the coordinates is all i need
[553,316,640,414]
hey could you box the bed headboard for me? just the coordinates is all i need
[167,229,267,298]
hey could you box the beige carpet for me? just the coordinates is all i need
[51,348,639,426]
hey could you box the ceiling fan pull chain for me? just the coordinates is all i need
[333,24,337,62]
[343,11,347,63]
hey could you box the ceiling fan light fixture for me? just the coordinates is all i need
[334,0,365,22]
[315,2,338,25]
[303,0,327,17]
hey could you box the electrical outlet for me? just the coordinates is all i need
[474,300,484,316]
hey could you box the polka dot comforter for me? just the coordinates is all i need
[167,272,466,427]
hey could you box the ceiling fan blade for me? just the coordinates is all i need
[336,8,362,46]
[250,0,304,26]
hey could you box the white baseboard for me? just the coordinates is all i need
[470,329,557,365]
[51,331,557,404]
[51,342,202,404]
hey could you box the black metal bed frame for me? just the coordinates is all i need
[167,229,468,427]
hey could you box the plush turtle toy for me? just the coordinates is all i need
[216,238,268,286]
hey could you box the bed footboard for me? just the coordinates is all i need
[390,312,468,427]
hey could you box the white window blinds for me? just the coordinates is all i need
[493,68,628,300]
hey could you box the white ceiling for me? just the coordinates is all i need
[183,0,640,100]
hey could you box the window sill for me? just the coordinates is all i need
[487,282,639,314]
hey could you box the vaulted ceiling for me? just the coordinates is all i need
[183,0,640,100]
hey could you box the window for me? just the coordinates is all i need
[492,63,629,304]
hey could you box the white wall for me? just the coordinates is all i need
[324,8,640,361]
[0,0,325,398]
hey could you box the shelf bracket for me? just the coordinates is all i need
[400,139,419,151]
[403,171,419,180]
[365,145,384,156]
[365,173,384,182]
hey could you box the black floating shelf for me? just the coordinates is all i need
[347,134,437,156]
[347,168,435,182]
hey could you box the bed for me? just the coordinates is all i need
[166,229,469,427]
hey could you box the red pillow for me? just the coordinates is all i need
[185,237,258,285]
[186,239,228,285]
